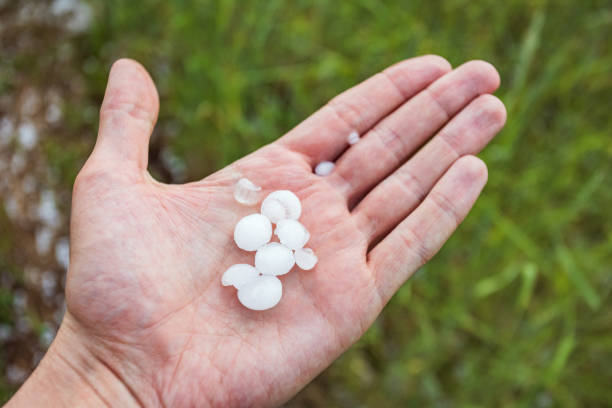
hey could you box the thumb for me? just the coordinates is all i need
[92,58,159,172]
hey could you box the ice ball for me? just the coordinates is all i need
[261,190,302,223]
[233,178,261,205]
[315,161,334,176]
[237,275,283,311]
[234,214,272,251]
[275,219,310,250]
[347,130,360,145]
[294,248,318,270]
[221,264,260,289]
[255,242,295,276]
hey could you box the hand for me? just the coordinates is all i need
[8,56,505,407]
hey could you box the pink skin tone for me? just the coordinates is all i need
[7,55,506,407]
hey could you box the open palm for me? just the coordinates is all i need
[60,57,505,407]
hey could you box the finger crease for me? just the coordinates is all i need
[424,88,451,121]
[429,190,462,228]
[381,71,411,100]
[394,170,428,205]
[101,103,155,127]
[374,124,407,164]
[399,226,431,268]
[438,131,463,160]
[326,97,367,133]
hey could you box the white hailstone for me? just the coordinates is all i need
[237,275,283,311]
[234,214,272,251]
[233,177,261,205]
[347,130,360,145]
[275,219,310,250]
[294,248,318,270]
[255,242,295,276]
[260,198,286,223]
[222,264,260,289]
[260,190,301,223]
[314,161,334,176]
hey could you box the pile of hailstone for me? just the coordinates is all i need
[222,181,318,311]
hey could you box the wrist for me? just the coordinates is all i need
[6,313,143,408]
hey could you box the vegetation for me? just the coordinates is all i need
[1,0,610,405]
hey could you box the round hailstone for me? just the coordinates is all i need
[237,275,283,311]
[234,214,272,251]
[255,242,295,276]
[294,248,318,270]
[233,178,261,205]
[315,161,335,176]
[347,130,360,145]
[260,190,302,223]
[275,219,310,250]
[221,264,260,289]
[260,198,286,223]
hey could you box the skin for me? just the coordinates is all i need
[7,55,506,407]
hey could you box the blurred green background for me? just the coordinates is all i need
[1,0,611,406]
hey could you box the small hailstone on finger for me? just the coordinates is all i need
[221,264,260,289]
[237,275,283,311]
[234,214,272,251]
[294,248,318,270]
[275,219,310,250]
[315,161,334,176]
[255,242,295,276]
[233,178,261,205]
[347,130,360,145]
[261,190,302,223]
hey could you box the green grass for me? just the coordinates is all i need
[2,0,612,405]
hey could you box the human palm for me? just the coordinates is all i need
[58,56,505,407]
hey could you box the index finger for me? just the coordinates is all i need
[277,55,452,165]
